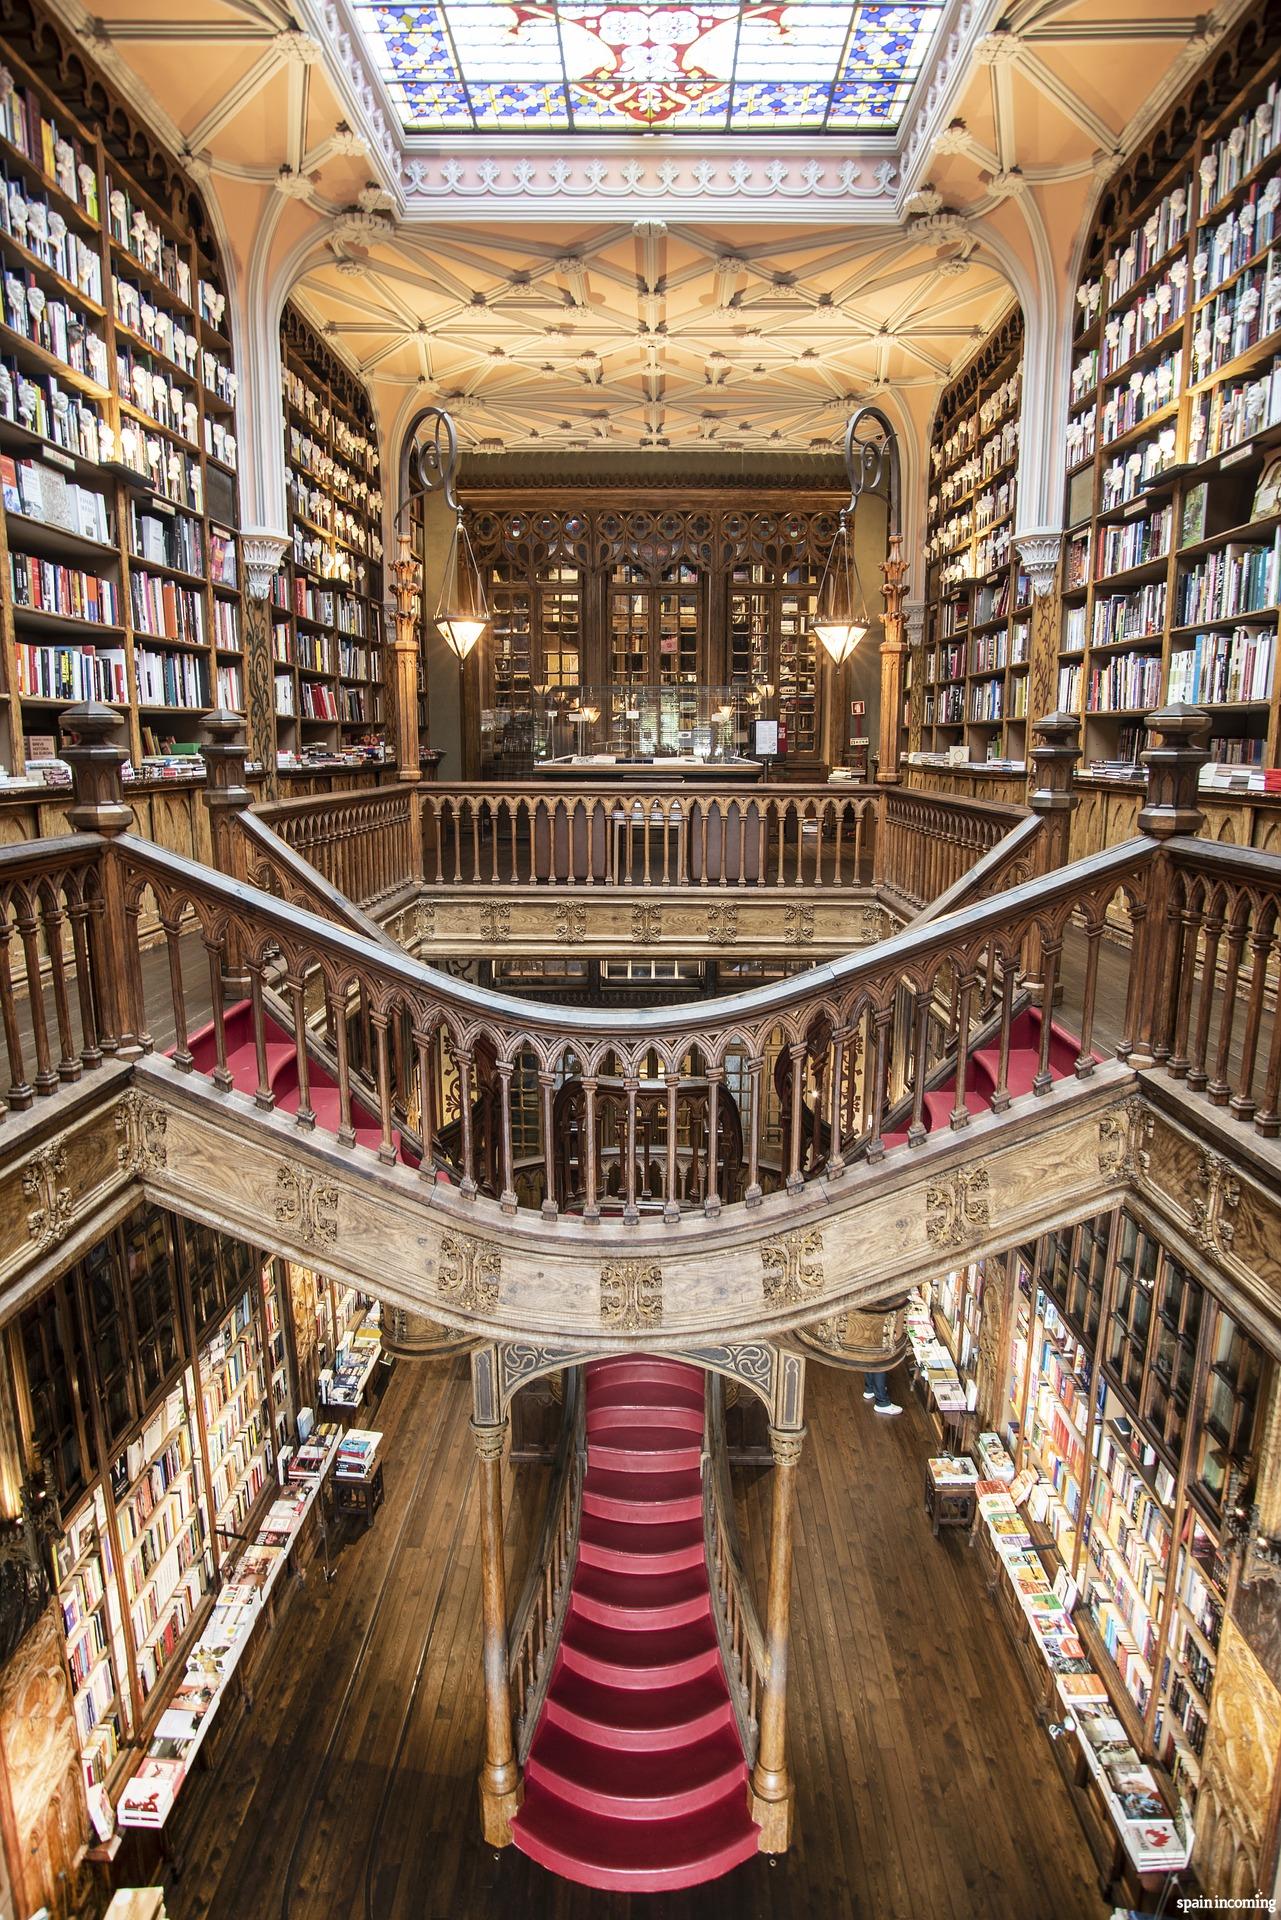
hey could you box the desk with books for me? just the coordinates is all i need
[333,1428,383,1530]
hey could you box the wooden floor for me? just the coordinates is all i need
[164,1356,1108,1920]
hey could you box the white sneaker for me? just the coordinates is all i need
[862,1390,876,1400]
[874,1401,903,1417]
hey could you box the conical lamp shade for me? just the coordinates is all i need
[435,513,490,662]
[812,514,869,665]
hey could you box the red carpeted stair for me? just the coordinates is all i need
[883,1006,1092,1148]
[181,1000,420,1165]
[511,1355,759,1892]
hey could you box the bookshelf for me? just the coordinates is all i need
[277,305,385,756]
[110,1373,212,1709]
[920,310,1029,767]
[14,1203,298,1800]
[199,1287,272,1561]
[53,1491,131,1791]
[1009,1209,1267,1810]
[1062,46,1281,777]
[0,19,242,777]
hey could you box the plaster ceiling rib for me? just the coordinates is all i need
[287,56,308,175]
[184,46,283,154]
[1026,18,1203,40]
[1015,48,1122,151]
[91,20,280,41]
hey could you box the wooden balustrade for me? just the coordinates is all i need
[252,786,419,912]
[106,827,1164,1220]
[508,1371,587,1762]
[703,1374,767,1765]
[0,836,113,1118]
[873,788,1029,910]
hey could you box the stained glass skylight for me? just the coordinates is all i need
[348,3,947,133]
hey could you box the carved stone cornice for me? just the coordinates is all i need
[240,531,290,604]
[1014,531,1064,600]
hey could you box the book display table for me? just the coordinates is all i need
[334,1429,383,1531]
[924,1456,978,1535]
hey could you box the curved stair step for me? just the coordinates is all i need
[560,1609,721,1688]
[583,1465,703,1524]
[526,1723,746,1820]
[512,1780,758,1893]
[578,1512,706,1573]
[543,1668,735,1752]
[587,1426,703,1472]
[572,1562,712,1630]
[588,1358,703,1390]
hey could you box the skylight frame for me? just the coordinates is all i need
[345,1,950,138]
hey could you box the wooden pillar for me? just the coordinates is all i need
[1021,711,1082,998]
[390,528,425,786]
[750,1422,805,1852]
[1015,532,1064,738]
[473,1416,522,1844]
[240,533,289,800]
[875,533,909,785]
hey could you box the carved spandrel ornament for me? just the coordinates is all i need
[22,1147,72,1253]
[1097,1094,1152,1179]
[114,1090,169,1174]
[783,904,815,946]
[706,903,739,945]
[479,902,511,945]
[1194,1615,1281,1893]
[631,902,662,946]
[924,1166,990,1249]
[761,1227,824,1305]
[554,903,588,946]
[1188,1150,1242,1256]
[600,1259,663,1330]
[438,1231,501,1312]
[274,1165,340,1248]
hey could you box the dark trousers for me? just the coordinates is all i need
[864,1370,890,1407]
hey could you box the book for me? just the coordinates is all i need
[1253,452,1281,518]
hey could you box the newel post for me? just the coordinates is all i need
[473,1415,522,1844]
[199,711,253,992]
[60,702,142,1059]
[750,1422,805,1852]
[1027,711,1081,874]
[1128,705,1211,1069]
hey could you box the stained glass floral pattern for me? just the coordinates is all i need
[349,1,945,132]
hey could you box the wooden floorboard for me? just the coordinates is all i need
[162,1355,1109,1920]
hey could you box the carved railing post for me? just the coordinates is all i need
[199,712,252,991]
[750,1422,805,1852]
[876,532,909,786]
[240,531,289,801]
[60,702,140,1059]
[1129,706,1211,1070]
[473,1416,522,1844]
[1022,711,1082,999]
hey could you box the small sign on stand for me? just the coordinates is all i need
[753,718,779,780]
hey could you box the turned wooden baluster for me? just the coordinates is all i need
[1032,940,1061,1096]
[1230,918,1275,1122]
[581,1076,600,1221]
[950,971,975,1129]
[416,1028,438,1177]
[39,890,79,1082]
[623,1075,640,1224]
[906,990,930,1146]
[1207,905,1248,1107]
[785,1042,806,1193]
[744,1055,764,1205]
[371,1009,397,1163]
[539,1070,558,1218]
[287,976,314,1126]
[865,1007,892,1161]
[162,915,192,1070]
[66,898,101,1069]
[14,894,55,1094]
[456,1047,478,1196]
[1074,923,1104,1077]
[1167,889,1203,1078]
[704,1067,722,1218]
[249,962,274,1112]
[496,1059,518,1215]
[1187,905,1224,1093]
[826,1027,846,1176]
[0,916,32,1110]
[664,1072,680,1222]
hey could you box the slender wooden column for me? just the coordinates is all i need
[750,1422,805,1853]
[391,528,425,786]
[240,534,289,799]
[473,1417,522,1845]
[875,533,909,784]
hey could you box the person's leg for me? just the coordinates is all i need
[871,1369,902,1416]
[862,1371,881,1401]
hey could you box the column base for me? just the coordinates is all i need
[478,1764,524,1847]
[749,1770,793,1854]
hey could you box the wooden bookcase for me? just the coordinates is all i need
[10,1204,286,1799]
[920,310,1029,766]
[1008,1211,1269,1811]
[0,14,242,777]
[1062,25,1281,774]
[276,306,385,756]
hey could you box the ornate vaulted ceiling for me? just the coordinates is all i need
[58,0,1243,479]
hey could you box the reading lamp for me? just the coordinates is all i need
[812,409,896,665]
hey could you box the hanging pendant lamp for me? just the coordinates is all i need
[435,507,490,662]
[812,506,870,666]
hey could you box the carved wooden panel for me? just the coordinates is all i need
[0,1602,90,1920]
[1194,1616,1281,1897]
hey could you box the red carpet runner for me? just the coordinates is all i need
[511,1356,759,1891]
